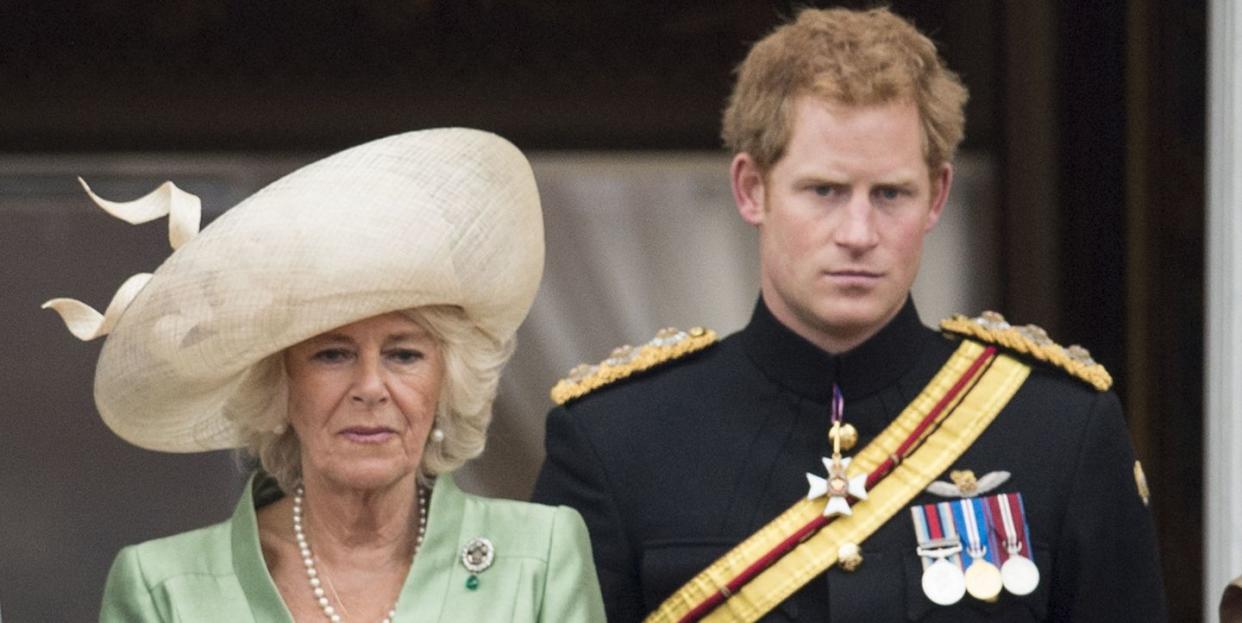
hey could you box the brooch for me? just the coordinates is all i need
[460,537,495,590]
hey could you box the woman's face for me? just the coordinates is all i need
[284,311,444,492]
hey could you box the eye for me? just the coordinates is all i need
[811,184,836,198]
[874,186,907,202]
[387,348,425,364]
[312,348,353,363]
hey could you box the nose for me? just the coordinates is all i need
[833,193,880,252]
[349,354,389,407]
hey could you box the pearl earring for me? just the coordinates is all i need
[431,428,445,443]
[271,422,286,434]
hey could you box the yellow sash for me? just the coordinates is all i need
[645,340,1030,623]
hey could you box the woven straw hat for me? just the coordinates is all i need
[44,128,544,452]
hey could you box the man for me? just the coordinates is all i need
[533,7,1165,622]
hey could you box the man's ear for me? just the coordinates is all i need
[732,153,766,226]
[925,162,954,232]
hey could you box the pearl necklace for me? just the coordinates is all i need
[292,484,428,623]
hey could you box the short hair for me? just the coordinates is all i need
[721,7,969,173]
[229,305,515,492]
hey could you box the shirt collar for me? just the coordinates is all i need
[739,295,930,402]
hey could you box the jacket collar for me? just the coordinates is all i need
[228,472,467,622]
[231,472,295,622]
[739,295,931,402]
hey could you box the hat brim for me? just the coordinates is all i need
[92,129,544,452]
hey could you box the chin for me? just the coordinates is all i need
[317,459,418,492]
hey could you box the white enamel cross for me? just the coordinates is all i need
[806,456,869,517]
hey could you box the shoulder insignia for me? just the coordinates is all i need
[550,327,718,405]
[940,311,1113,391]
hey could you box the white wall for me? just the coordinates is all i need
[1206,1,1242,618]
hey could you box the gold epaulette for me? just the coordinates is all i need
[940,311,1112,391]
[550,327,718,405]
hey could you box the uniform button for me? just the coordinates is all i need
[838,542,863,571]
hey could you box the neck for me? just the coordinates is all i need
[299,471,421,565]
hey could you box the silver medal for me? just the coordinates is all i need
[922,558,966,606]
[1001,554,1040,596]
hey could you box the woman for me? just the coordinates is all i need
[44,129,605,622]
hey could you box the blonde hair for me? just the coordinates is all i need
[229,306,514,491]
[721,6,969,173]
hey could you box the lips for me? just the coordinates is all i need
[826,269,884,280]
[339,426,397,444]
[824,269,885,289]
[827,268,883,278]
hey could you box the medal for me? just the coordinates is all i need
[806,455,868,517]
[956,498,1003,601]
[964,560,1003,601]
[806,385,867,517]
[987,492,1041,596]
[923,558,967,606]
[1001,554,1040,596]
[911,505,966,606]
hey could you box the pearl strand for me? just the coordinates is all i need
[292,484,428,623]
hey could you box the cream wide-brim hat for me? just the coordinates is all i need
[45,128,544,452]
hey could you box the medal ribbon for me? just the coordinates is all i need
[953,498,996,567]
[911,503,963,570]
[830,384,845,453]
[986,492,1033,564]
[935,503,963,567]
[832,385,844,425]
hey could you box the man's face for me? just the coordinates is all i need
[731,96,952,352]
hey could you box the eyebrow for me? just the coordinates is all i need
[384,331,433,343]
[789,170,921,185]
[305,329,433,347]
[872,176,921,187]
[311,333,353,344]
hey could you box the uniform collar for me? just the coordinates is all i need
[739,295,930,402]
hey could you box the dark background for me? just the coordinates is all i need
[0,1,1205,620]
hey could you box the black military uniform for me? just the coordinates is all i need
[533,297,1166,621]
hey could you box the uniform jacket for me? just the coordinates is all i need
[533,298,1166,622]
[101,472,605,622]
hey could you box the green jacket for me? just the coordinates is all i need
[100,473,605,622]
